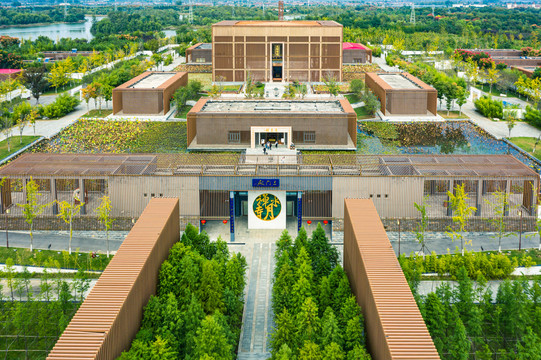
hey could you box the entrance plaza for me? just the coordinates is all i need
[186,99,357,151]
[0,153,537,237]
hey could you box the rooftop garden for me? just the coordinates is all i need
[35,120,188,154]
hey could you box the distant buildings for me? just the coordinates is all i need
[112,71,187,115]
[462,49,541,68]
[342,42,372,64]
[211,20,343,82]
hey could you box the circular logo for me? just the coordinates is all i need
[253,193,281,221]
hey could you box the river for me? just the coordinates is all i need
[0,16,177,43]
[0,15,104,42]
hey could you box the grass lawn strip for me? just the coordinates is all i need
[509,137,541,160]
[0,135,41,160]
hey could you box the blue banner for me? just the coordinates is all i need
[252,178,280,188]
[229,191,235,242]
[297,192,302,231]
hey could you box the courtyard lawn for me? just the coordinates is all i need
[345,93,361,104]
[354,106,373,119]
[36,120,187,154]
[437,110,469,119]
[509,137,541,160]
[175,105,193,119]
[188,73,212,91]
[81,109,113,118]
[0,135,41,160]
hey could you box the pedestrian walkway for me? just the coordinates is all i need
[237,243,276,360]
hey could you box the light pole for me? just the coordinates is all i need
[5,208,9,248]
[519,210,523,251]
[397,219,401,257]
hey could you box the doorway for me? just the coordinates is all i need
[272,66,282,81]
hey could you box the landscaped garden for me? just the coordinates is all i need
[413,267,541,359]
[35,120,188,154]
[118,224,247,359]
[81,109,113,119]
[270,224,370,358]
[0,135,41,160]
[0,255,94,358]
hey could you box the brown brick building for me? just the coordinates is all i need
[212,20,343,83]
[112,71,187,115]
[186,43,212,64]
[365,72,438,116]
[186,99,357,150]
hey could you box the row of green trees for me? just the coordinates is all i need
[419,267,541,359]
[270,225,370,359]
[0,260,89,358]
[118,224,247,359]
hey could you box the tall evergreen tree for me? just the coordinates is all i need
[192,315,233,360]
[271,308,297,355]
[320,307,343,348]
[296,298,320,347]
[322,342,345,360]
[198,260,225,314]
[299,341,322,360]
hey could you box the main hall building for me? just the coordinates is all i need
[212,20,343,83]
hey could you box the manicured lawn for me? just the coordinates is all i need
[41,81,81,96]
[509,137,541,160]
[188,73,212,91]
[437,110,469,119]
[475,82,526,102]
[175,105,193,118]
[345,93,361,104]
[354,106,373,119]
[81,109,113,118]
[0,135,41,160]
[0,246,111,271]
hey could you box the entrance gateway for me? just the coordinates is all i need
[250,126,292,149]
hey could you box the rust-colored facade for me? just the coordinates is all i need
[463,49,541,68]
[186,99,357,150]
[112,71,188,115]
[186,43,212,64]
[47,198,180,360]
[365,72,438,116]
[343,199,440,360]
[212,20,343,83]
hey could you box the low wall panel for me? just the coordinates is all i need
[47,198,180,360]
[343,199,440,360]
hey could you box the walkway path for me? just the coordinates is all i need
[461,100,541,139]
[237,243,276,360]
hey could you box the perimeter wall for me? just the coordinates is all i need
[47,198,180,360]
[343,199,440,360]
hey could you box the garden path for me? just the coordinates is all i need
[236,242,276,360]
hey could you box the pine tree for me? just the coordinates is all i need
[322,342,345,360]
[275,343,296,360]
[346,344,370,360]
[299,341,322,360]
[292,277,313,315]
[318,277,332,317]
[273,260,295,314]
[320,307,343,348]
[182,294,206,357]
[276,230,293,260]
[449,309,471,360]
[271,308,296,354]
[198,260,225,314]
[296,298,320,347]
[516,327,541,359]
[307,223,338,279]
[344,316,364,353]
[423,293,447,354]
[192,315,233,360]
[332,276,351,315]
[340,296,362,330]
[293,227,309,259]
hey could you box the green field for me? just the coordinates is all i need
[0,135,41,160]
[509,137,541,160]
[81,109,113,118]
[354,106,373,119]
